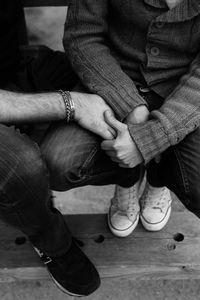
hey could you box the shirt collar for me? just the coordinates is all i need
[144,0,200,22]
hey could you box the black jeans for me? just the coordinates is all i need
[137,85,200,218]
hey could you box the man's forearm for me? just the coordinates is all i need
[0,89,66,124]
[0,89,116,140]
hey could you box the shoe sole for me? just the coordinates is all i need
[108,212,139,237]
[140,204,171,232]
[48,265,100,297]
[49,272,83,297]
[33,246,99,297]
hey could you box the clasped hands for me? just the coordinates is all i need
[72,91,149,168]
[101,106,149,168]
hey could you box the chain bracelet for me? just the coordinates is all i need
[58,90,75,122]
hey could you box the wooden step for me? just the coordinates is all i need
[0,210,199,283]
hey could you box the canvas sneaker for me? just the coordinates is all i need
[108,183,140,237]
[33,238,100,297]
[140,183,172,231]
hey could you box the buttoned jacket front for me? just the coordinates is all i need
[64,0,200,163]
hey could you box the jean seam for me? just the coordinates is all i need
[78,146,98,179]
[173,148,190,194]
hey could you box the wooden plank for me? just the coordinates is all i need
[0,210,199,282]
[22,0,68,7]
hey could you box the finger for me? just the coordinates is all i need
[110,157,121,163]
[98,128,115,140]
[101,140,115,150]
[104,110,126,134]
[119,163,130,168]
[107,126,117,139]
[104,150,116,158]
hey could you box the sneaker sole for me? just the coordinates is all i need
[108,212,139,237]
[33,246,99,297]
[140,204,171,232]
[49,271,100,297]
[47,263,100,297]
[49,272,83,297]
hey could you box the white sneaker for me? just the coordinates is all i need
[140,183,172,231]
[108,183,140,237]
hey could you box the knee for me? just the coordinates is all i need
[40,123,100,190]
[42,141,98,191]
[0,126,48,207]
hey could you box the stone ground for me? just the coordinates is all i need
[2,7,199,300]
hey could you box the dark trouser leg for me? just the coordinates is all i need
[0,124,71,256]
[15,48,139,189]
[39,122,140,191]
[15,48,78,92]
[147,127,200,218]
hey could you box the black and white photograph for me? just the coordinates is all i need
[0,0,200,299]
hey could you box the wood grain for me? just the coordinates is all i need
[0,210,199,282]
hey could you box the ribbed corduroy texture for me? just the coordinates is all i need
[64,0,200,163]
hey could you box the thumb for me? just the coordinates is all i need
[104,110,126,134]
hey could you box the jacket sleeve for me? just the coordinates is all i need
[128,52,200,163]
[63,0,146,120]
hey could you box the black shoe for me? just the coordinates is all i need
[33,239,100,297]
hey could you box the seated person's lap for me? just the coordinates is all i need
[3,47,140,191]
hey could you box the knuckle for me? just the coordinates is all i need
[113,143,118,150]
[122,123,128,130]
[116,153,122,159]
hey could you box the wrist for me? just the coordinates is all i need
[69,91,83,121]
[58,90,75,122]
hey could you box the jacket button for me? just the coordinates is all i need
[150,47,160,56]
[156,22,164,28]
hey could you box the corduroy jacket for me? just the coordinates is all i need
[64,0,200,164]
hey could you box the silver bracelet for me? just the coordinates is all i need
[58,90,75,122]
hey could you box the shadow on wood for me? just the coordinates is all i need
[0,209,199,283]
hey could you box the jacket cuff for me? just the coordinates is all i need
[99,88,147,120]
[128,120,171,164]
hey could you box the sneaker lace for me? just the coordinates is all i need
[112,185,139,214]
[142,185,169,210]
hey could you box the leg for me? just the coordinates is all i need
[16,48,78,92]
[0,123,100,296]
[147,127,200,217]
[15,48,139,189]
[38,121,140,191]
[0,124,70,256]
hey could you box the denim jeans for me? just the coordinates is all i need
[0,48,140,256]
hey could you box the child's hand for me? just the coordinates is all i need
[101,111,143,168]
[125,105,149,124]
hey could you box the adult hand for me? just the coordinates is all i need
[71,92,116,140]
[101,111,143,168]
